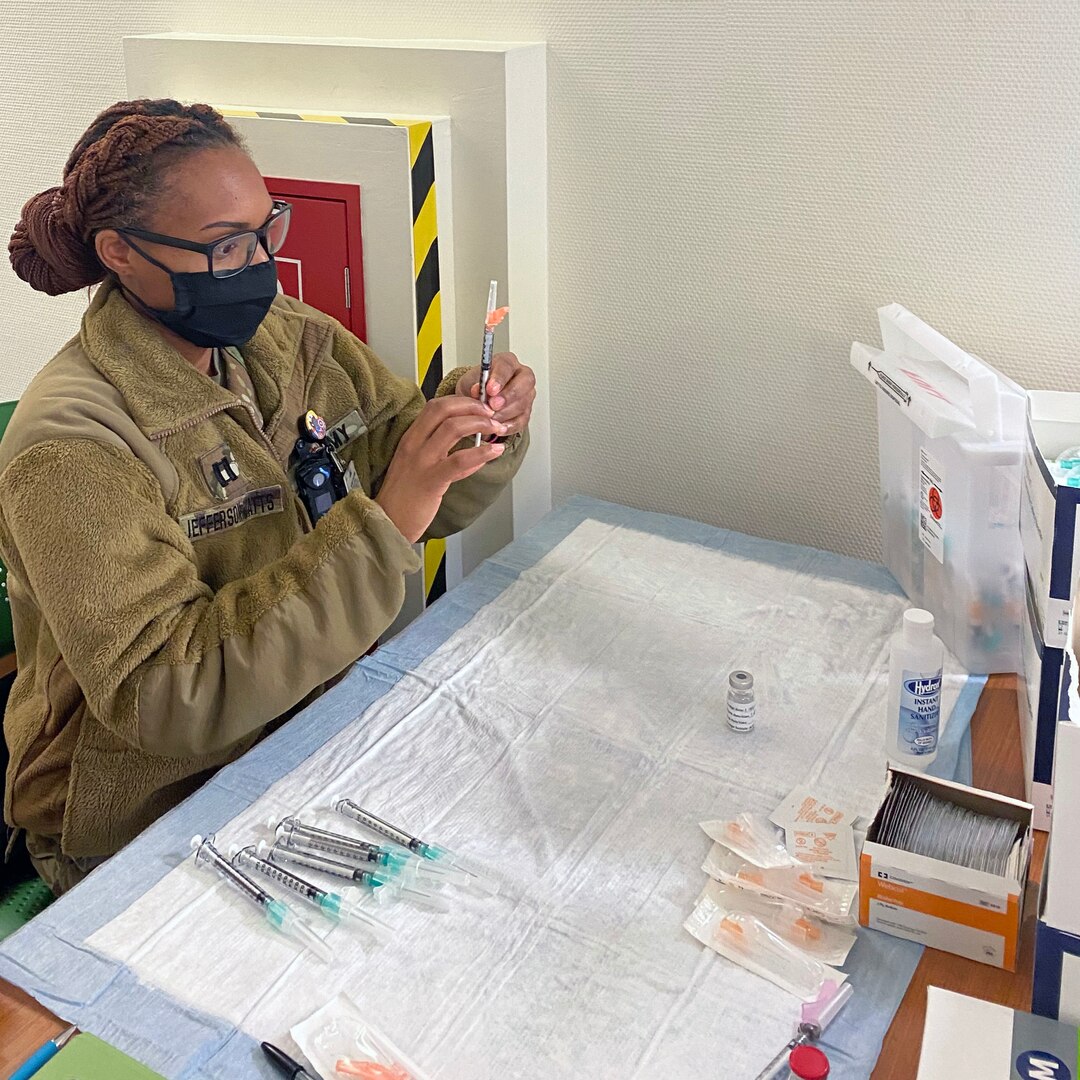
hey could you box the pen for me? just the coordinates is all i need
[10,1024,77,1080]
[261,1041,320,1080]
[474,279,510,447]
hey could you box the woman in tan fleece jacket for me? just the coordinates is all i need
[1,99,535,894]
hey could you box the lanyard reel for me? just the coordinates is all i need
[291,409,348,524]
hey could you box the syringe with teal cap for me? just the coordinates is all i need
[230,843,393,944]
[190,834,331,962]
[332,798,500,896]
[261,840,450,912]
[268,815,414,875]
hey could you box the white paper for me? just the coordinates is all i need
[81,519,966,1079]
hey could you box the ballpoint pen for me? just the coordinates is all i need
[10,1024,78,1080]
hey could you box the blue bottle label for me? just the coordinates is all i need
[899,669,941,755]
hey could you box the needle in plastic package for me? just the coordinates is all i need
[700,812,795,869]
[703,843,857,923]
[189,834,331,961]
[685,897,844,1001]
[699,880,856,966]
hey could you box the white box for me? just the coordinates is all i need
[1015,395,1080,652]
[1018,586,1071,830]
[1021,392,1080,650]
[1034,715,1080,1025]
[917,987,1080,1079]
[852,305,1026,674]
[859,767,1033,971]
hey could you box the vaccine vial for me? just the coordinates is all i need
[727,670,756,733]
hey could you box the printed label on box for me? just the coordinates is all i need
[1047,596,1073,651]
[868,899,1006,966]
[920,448,945,564]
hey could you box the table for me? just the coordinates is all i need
[871,672,1047,1080]
[1,673,1041,1078]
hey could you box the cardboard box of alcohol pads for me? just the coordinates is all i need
[859,768,1033,971]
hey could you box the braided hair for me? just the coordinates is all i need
[9,99,245,296]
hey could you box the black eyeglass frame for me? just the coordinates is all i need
[115,200,292,278]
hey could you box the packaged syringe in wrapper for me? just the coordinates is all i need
[291,994,432,1080]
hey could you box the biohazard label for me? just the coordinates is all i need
[179,485,284,541]
[919,449,945,564]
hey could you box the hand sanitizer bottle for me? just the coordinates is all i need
[886,609,944,770]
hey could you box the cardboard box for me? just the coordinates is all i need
[1033,719,1080,1024]
[917,986,1080,1079]
[1018,581,1072,829]
[859,767,1034,971]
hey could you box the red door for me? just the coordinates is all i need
[263,177,366,339]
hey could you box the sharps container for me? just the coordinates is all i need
[851,304,1026,674]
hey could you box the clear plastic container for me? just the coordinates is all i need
[852,304,1026,674]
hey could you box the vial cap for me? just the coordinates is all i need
[789,1044,830,1079]
[729,670,754,691]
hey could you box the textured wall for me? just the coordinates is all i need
[4,2,1080,560]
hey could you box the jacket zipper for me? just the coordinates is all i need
[152,401,281,463]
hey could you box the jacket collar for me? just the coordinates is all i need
[80,279,315,439]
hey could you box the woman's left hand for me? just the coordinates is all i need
[456,352,536,437]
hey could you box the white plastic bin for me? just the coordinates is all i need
[851,305,1026,674]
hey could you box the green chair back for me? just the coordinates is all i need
[0,400,16,656]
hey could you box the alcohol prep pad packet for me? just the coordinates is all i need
[785,822,858,882]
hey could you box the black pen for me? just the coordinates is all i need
[261,1041,320,1080]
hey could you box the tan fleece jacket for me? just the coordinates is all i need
[0,280,527,861]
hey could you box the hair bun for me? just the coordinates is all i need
[8,186,103,296]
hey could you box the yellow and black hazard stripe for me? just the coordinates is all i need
[391,119,446,605]
[220,109,447,605]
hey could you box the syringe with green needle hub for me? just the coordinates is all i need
[190,834,331,962]
[230,844,393,944]
[261,841,450,912]
[267,815,413,874]
[332,797,500,895]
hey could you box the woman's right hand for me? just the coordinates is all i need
[375,397,508,543]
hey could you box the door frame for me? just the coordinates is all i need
[263,176,366,340]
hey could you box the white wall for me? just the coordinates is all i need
[4,2,1080,561]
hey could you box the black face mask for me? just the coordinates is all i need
[124,254,279,350]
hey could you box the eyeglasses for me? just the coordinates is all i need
[117,200,292,279]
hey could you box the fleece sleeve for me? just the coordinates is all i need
[0,437,422,758]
